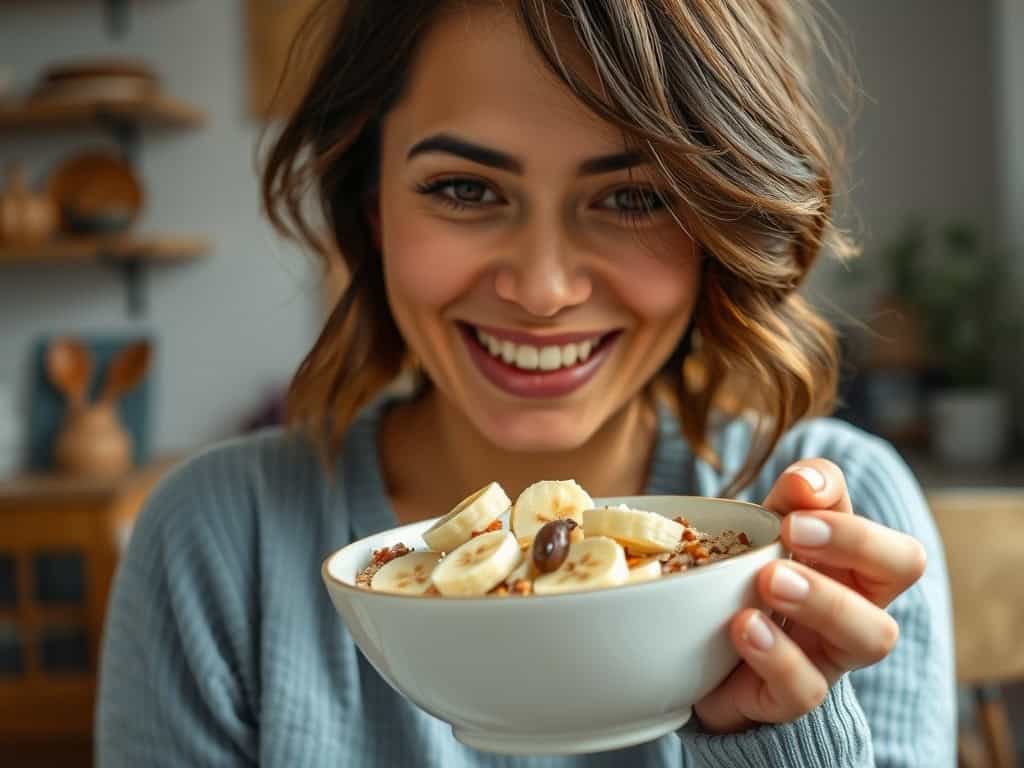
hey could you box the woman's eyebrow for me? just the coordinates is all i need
[406,133,647,176]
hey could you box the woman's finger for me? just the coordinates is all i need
[757,560,901,677]
[705,609,830,728]
[762,459,853,516]
[781,510,927,606]
[735,608,830,721]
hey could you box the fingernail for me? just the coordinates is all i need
[771,564,810,602]
[789,514,832,547]
[786,465,826,493]
[743,612,775,651]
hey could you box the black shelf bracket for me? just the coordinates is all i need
[98,252,147,317]
[119,259,146,316]
[106,0,131,37]
[96,111,141,167]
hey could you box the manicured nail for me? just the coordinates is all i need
[789,514,832,547]
[743,612,775,651]
[787,465,826,493]
[771,564,810,601]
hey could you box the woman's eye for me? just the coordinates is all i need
[447,180,493,203]
[600,187,666,215]
[416,177,500,208]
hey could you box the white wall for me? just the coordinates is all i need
[806,0,1001,315]
[995,0,1024,433]
[0,0,319,456]
[997,0,1024,264]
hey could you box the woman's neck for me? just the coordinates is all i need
[379,386,659,525]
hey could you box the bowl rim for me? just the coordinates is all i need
[321,495,784,603]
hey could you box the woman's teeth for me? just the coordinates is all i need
[475,329,599,371]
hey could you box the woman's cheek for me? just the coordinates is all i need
[383,218,482,308]
[609,239,701,321]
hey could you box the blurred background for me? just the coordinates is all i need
[0,1,1021,766]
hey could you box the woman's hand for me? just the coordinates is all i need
[693,459,928,735]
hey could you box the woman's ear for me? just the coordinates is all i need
[365,186,382,250]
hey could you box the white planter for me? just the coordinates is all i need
[929,389,1012,465]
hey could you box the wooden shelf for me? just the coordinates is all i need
[0,235,209,265]
[0,94,206,132]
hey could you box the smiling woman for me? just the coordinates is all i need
[96,2,955,767]
[263,0,849,497]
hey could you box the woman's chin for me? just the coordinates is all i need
[472,409,600,455]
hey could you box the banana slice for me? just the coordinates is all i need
[370,551,442,595]
[422,481,511,553]
[510,480,593,544]
[627,557,663,584]
[505,549,539,585]
[532,536,629,595]
[431,530,520,596]
[583,504,684,554]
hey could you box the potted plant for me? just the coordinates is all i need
[908,222,1019,464]
[854,221,932,447]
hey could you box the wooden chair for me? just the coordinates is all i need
[928,488,1024,768]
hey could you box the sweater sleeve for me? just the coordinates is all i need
[678,425,956,768]
[95,444,261,767]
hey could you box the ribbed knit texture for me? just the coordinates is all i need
[96,395,956,767]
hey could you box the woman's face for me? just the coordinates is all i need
[375,5,701,452]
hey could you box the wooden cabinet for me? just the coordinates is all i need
[0,461,174,766]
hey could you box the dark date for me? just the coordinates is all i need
[531,519,579,573]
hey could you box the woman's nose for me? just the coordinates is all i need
[493,222,592,318]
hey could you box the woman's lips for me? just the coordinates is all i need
[471,323,608,347]
[458,323,620,399]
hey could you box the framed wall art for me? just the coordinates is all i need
[246,0,328,119]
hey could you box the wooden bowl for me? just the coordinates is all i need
[47,151,144,235]
[30,58,159,105]
[42,58,158,83]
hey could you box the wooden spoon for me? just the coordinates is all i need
[98,340,151,404]
[46,337,92,409]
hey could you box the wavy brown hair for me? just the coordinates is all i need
[261,0,858,496]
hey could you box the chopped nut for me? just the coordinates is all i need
[372,543,412,566]
[357,544,414,588]
[471,520,503,538]
[511,579,533,596]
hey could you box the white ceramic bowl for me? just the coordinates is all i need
[322,495,784,755]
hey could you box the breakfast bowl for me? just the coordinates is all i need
[322,495,784,755]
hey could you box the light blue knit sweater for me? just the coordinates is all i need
[96,396,956,766]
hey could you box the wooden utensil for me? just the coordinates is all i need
[45,337,93,408]
[98,341,151,404]
[47,337,151,477]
